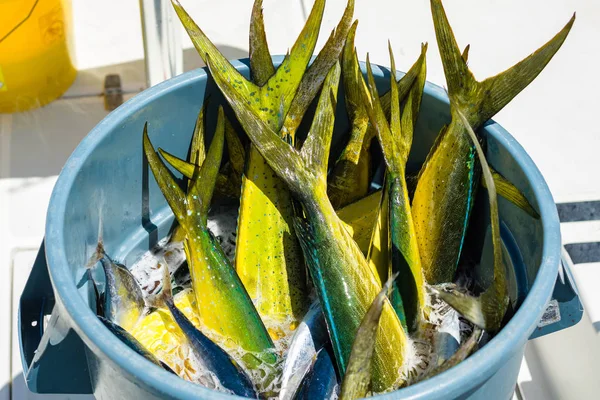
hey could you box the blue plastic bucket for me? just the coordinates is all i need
[19,57,583,399]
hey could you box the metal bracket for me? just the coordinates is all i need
[104,74,123,111]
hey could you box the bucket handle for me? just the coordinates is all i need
[529,248,583,339]
[18,239,94,394]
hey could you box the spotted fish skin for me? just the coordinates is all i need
[143,108,276,376]
[173,0,355,335]
[363,45,428,332]
[207,60,408,392]
[96,247,145,332]
[412,0,575,285]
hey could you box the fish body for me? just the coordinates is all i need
[413,0,575,285]
[294,348,338,400]
[294,190,407,390]
[151,265,258,398]
[363,45,428,332]
[279,302,328,400]
[412,119,478,284]
[96,249,145,332]
[99,316,175,374]
[208,60,408,391]
[173,0,355,335]
[143,108,277,373]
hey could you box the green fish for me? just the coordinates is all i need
[339,273,397,400]
[165,150,383,258]
[411,0,574,285]
[337,190,383,256]
[362,44,427,333]
[159,103,244,199]
[328,25,426,210]
[431,107,510,333]
[407,168,541,220]
[207,58,408,392]
[327,23,373,209]
[172,0,355,336]
[142,107,276,373]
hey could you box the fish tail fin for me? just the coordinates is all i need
[362,46,426,175]
[208,56,341,197]
[282,0,355,137]
[425,326,482,379]
[249,0,275,85]
[146,262,174,309]
[433,107,511,333]
[430,284,486,329]
[380,42,428,119]
[190,101,208,166]
[431,0,574,128]
[143,104,224,231]
[157,148,194,179]
[143,123,188,224]
[299,61,341,190]
[87,216,106,269]
[488,168,540,219]
[431,283,508,333]
[171,0,257,104]
[187,106,226,222]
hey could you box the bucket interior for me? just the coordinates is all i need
[50,59,546,395]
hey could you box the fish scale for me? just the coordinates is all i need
[208,57,409,391]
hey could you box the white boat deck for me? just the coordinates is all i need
[1,0,599,398]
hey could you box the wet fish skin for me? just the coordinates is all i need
[207,58,408,391]
[328,25,426,210]
[279,302,329,400]
[150,265,258,398]
[143,108,276,372]
[412,0,575,284]
[327,23,372,209]
[431,107,509,333]
[94,243,145,332]
[99,316,175,374]
[237,0,355,334]
[294,348,339,400]
[173,0,356,334]
[362,44,427,333]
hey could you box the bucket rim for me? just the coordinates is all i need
[44,57,561,399]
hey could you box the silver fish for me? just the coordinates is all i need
[279,302,329,400]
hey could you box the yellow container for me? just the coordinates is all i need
[0,0,77,113]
